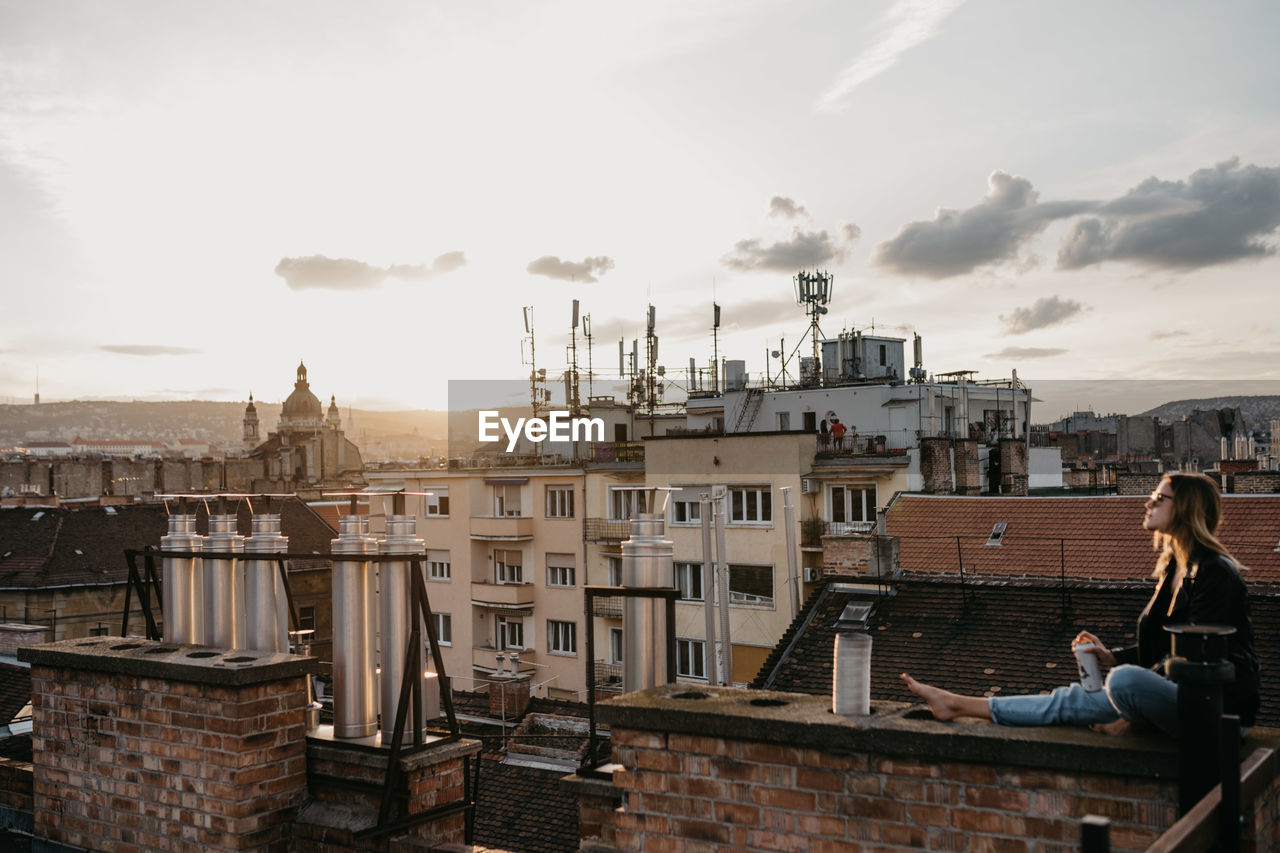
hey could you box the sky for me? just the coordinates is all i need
[1,0,1278,419]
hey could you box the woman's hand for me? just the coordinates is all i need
[1073,631,1118,669]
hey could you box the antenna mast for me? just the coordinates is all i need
[566,300,582,416]
[522,306,549,418]
[792,270,833,386]
[711,302,721,394]
[582,311,593,400]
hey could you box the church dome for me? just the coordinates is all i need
[281,362,323,426]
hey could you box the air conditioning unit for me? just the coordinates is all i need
[803,566,821,582]
[800,478,816,495]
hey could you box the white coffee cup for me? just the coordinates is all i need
[1074,642,1103,692]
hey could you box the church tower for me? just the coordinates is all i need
[243,394,260,452]
[327,395,342,430]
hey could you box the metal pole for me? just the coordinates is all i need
[699,497,716,682]
[782,488,799,620]
[714,495,732,686]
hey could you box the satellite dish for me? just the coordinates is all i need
[771,350,780,359]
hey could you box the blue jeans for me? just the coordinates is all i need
[988,665,1179,736]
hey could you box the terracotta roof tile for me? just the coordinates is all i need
[885,494,1280,582]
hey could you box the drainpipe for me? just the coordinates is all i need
[782,488,799,620]
[700,496,716,683]
[714,493,732,686]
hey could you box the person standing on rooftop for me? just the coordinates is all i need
[902,472,1259,736]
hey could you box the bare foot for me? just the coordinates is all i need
[900,673,989,721]
[1090,718,1132,736]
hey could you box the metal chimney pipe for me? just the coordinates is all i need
[379,514,428,739]
[244,513,289,653]
[204,514,244,650]
[161,514,203,645]
[331,514,379,738]
[622,512,672,692]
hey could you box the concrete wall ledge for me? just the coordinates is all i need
[598,684,1280,780]
[18,636,317,686]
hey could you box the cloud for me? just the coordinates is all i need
[1057,159,1280,271]
[99,345,200,356]
[769,196,808,220]
[983,347,1068,359]
[526,255,616,283]
[874,171,1091,278]
[998,295,1086,335]
[1147,328,1189,341]
[722,224,861,272]
[816,0,969,113]
[274,252,468,291]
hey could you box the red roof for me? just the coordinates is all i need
[885,494,1280,582]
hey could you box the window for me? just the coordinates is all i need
[496,550,523,584]
[608,487,648,521]
[676,639,706,679]
[674,562,705,602]
[609,628,623,664]
[89,624,109,637]
[497,616,524,650]
[777,411,790,430]
[494,484,522,516]
[548,620,577,655]
[433,613,452,646]
[545,485,574,518]
[547,553,576,587]
[829,485,875,530]
[607,556,622,587]
[879,344,886,366]
[669,486,705,526]
[298,605,316,630]
[427,549,451,581]
[729,564,774,607]
[423,488,450,517]
[729,486,772,524]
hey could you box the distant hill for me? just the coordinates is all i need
[0,400,449,450]
[1139,396,1280,428]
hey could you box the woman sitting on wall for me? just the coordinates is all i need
[902,472,1259,736]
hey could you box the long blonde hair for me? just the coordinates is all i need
[1152,472,1240,583]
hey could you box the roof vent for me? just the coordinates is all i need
[104,506,117,516]
[985,522,1007,546]
[74,548,84,555]
[31,512,44,522]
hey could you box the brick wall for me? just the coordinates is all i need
[296,738,480,852]
[822,535,900,579]
[1233,471,1280,494]
[953,439,980,495]
[0,623,50,656]
[21,637,317,852]
[594,685,1280,853]
[1117,472,1164,496]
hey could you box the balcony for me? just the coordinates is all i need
[584,518,631,543]
[470,515,534,541]
[471,580,536,609]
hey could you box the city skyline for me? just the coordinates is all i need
[2,1,1278,411]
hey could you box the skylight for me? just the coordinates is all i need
[835,600,874,629]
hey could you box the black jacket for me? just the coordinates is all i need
[1113,548,1259,726]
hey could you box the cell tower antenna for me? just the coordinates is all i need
[791,269,833,386]
[566,299,582,416]
[711,300,721,394]
[521,306,549,418]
